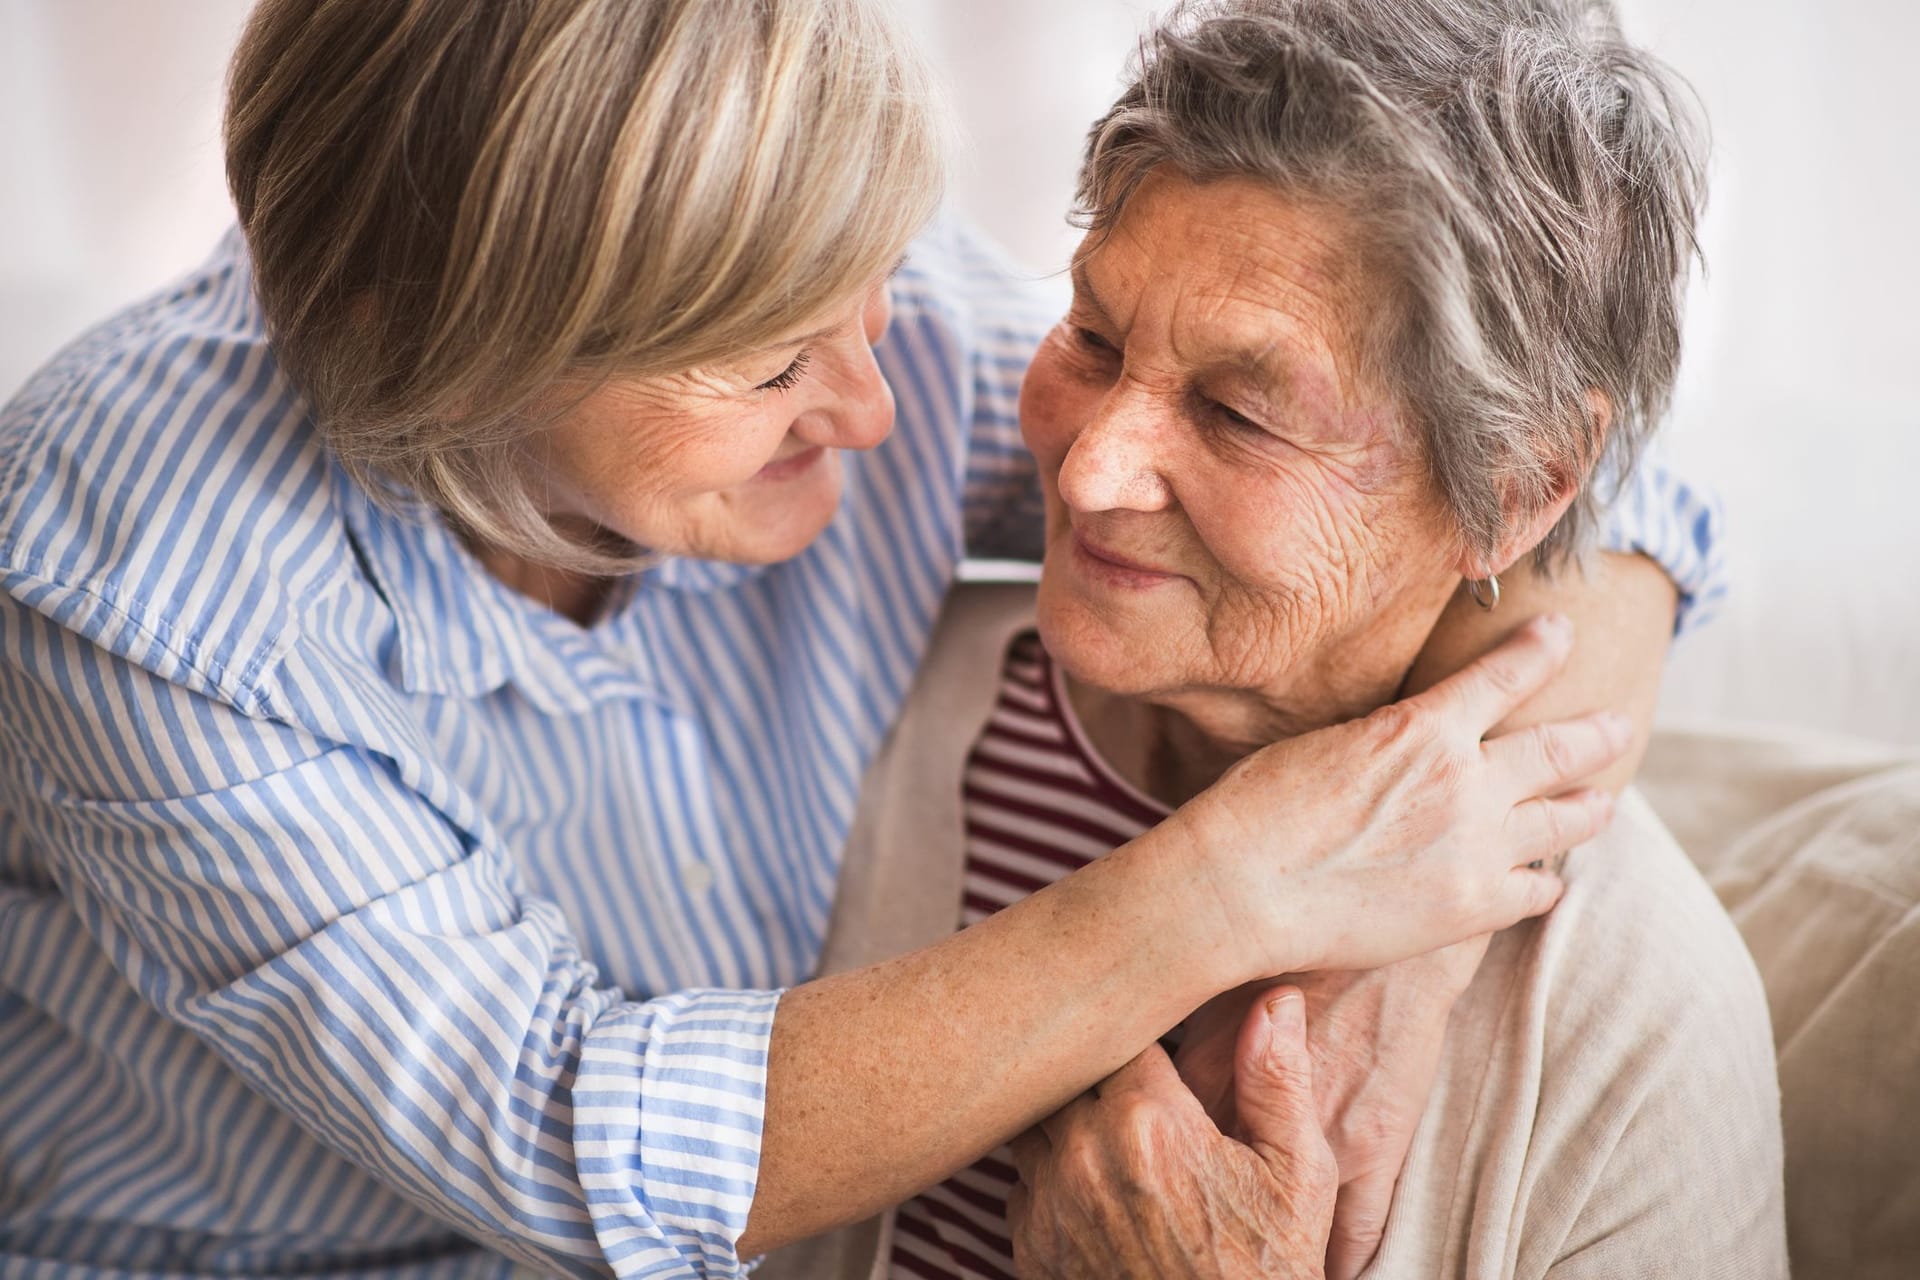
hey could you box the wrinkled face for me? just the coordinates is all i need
[1024,174,1469,731]
[530,275,897,565]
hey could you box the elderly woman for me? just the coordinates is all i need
[761,2,1784,1278]
[0,1,1720,1277]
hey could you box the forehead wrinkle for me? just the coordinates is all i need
[1086,175,1393,426]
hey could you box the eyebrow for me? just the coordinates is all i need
[754,323,841,356]
[1068,263,1115,331]
[1071,262,1295,401]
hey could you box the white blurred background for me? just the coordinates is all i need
[3,0,1915,743]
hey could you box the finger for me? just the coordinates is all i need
[1484,865,1567,931]
[1232,988,1334,1181]
[1006,1179,1031,1236]
[1504,787,1615,865]
[1408,614,1573,737]
[1326,1167,1399,1280]
[1008,1126,1050,1184]
[1092,1042,1188,1104]
[1483,711,1633,799]
[1091,1043,1214,1133]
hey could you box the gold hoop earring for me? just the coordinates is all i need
[1467,574,1501,612]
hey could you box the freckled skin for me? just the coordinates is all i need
[1023,174,1478,794]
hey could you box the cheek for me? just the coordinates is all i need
[1018,339,1097,477]
[1185,461,1360,589]
[556,408,790,527]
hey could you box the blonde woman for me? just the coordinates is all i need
[0,1,1716,1276]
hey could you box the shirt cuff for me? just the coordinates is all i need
[575,987,783,1278]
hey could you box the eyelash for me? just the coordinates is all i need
[1076,328,1265,432]
[1074,326,1117,356]
[1215,403,1261,431]
[758,350,813,393]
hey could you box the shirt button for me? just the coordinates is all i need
[682,859,715,894]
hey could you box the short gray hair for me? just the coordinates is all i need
[1076,0,1707,566]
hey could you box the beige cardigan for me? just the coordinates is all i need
[756,584,1788,1280]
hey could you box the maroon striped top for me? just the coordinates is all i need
[888,630,1169,1280]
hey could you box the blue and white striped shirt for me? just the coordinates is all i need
[0,219,1722,1279]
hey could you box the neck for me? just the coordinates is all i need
[1063,675,1331,808]
[465,538,613,628]
[1061,656,1420,810]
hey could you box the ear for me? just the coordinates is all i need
[1454,390,1613,580]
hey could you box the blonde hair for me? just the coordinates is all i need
[226,0,945,573]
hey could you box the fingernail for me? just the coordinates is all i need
[1266,991,1304,1039]
[1604,711,1634,745]
[1539,612,1573,639]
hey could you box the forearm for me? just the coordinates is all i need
[742,832,1234,1254]
[1403,552,1677,793]
[745,616,1636,1253]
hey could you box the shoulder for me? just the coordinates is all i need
[1533,790,1774,1059]
[892,214,1069,341]
[0,233,362,709]
[1466,790,1787,1273]
[881,215,1068,411]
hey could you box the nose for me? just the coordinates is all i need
[796,282,897,452]
[1055,387,1174,513]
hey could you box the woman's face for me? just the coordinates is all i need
[529,275,897,566]
[1023,175,1473,731]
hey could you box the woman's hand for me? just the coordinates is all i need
[1008,990,1336,1280]
[1175,942,1488,1280]
[1150,612,1626,981]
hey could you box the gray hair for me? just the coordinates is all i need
[1076,0,1707,566]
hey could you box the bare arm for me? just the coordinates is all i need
[738,620,1627,1255]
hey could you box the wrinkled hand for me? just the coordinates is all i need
[1176,942,1489,1280]
[1008,991,1336,1280]
[1158,615,1625,982]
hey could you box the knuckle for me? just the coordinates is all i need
[1371,701,1440,755]
[1108,1097,1166,1188]
[1541,726,1581,779]
[1053,1128,1106,1190]
[1365,701,1417,746]
[1540,801,1568,852]
[1482,655,1524,699]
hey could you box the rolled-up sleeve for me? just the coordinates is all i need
[1595,453,1727,634]
[4,588,777,1279]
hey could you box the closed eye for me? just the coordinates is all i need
[757,350,812,393]
[1215,402,1262,430]
[1074,327,1119,355]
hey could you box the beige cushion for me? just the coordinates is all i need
[1643,725,1920,1279]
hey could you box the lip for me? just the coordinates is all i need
[1071,531,1183,586]
[755,446,825,483]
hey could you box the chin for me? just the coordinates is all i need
[726,458,846,565]
[1034,571,1179,699]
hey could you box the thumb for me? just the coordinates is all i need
[1232,988,1324,1161]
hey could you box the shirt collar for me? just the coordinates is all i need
[337,470,702,715]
